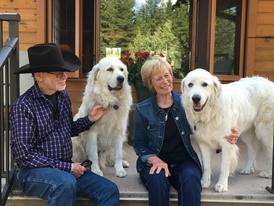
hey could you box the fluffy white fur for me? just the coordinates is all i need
[73,57,132,177]
[181,68,274,192]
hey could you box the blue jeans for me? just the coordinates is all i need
[16,167,119,206]
[138,159,202,206]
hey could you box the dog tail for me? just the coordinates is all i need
[230,145,239,173]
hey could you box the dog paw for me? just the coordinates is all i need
[214,182,228,192]
[122,160,130,168]
[258,171,272,179]
[240,167,255,175]
[91,165,104,176]
[116,168,127,177]
[201,178,211,188]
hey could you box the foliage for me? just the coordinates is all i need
[100,0,135,57]
[100,0,190,79]
[128,20,183,79]
[120,51,151,84]
[215,17,235,59]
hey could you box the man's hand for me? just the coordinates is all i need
[225,128,240,144]
[147,156,171,177]
[71,163,86,178]
[88,104,107,122]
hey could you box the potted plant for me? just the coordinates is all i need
[120,51,153,102]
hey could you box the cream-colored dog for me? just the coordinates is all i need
[73,57,132,177]
[181,68,274,192]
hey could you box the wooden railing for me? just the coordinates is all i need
[0,13,20,206]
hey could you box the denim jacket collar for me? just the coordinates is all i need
[150,91,182,115]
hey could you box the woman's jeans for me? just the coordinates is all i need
[16,167,119,206]
[139,159,202,206]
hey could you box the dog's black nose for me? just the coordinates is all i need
[117,76,124,83]
[192,94,201,103]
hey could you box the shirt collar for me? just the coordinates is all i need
[152,91,181,114]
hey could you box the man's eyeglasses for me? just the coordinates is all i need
[47,72,67,78]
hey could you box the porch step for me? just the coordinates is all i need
[6,143,274,206]
[5,198,274,206]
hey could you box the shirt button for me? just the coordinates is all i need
[175,117,179,120]
[181,131,185,135]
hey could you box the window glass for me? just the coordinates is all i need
[100,0,191,79]
[52,0,75,51]
[82,0,96,74]
[214,0,242,75]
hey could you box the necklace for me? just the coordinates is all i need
[165,111,169,121]
[163,107,171,121]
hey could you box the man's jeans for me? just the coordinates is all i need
[139,159,202,206]
[16,167,119,206]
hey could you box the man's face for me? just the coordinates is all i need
[34,72,68,95]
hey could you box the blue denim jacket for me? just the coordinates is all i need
[133,92,201,172]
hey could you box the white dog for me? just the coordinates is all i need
[73,57,132,177]
[181,68,274,192]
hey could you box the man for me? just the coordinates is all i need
[10,43,119,206]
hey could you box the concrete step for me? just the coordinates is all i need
[6,143,274,206]
[5,198,274,206]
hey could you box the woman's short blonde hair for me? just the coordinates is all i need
[141,55,173,92]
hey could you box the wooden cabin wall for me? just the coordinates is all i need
[0,0,45,50]
[246,0,274,81]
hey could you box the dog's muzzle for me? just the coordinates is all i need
[192,94,207,112]
[108,76,124,91]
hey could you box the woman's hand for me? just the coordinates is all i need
[147,156,171,177]
[225,128,240,144]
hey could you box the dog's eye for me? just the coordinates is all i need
[107,67,113,72]
[188,83,193,88]
[202,82,208,87]
[120,68,124,72]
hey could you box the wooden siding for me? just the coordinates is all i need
[246,0,274,81]
[0,0,45,50]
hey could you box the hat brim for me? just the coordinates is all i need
[15,46,81,74]
[15,64,79,74]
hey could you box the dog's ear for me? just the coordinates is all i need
[87,64,100,84]
[212,76,221,97]
[123,64,129,79]
[181,78,186,94]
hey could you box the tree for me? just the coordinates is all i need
[100,0,135,57]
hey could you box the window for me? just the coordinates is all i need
[47,0,246,81]
[100,0,192,79]
[48,0,99,77]
[192,0,246,81]
[214,0,243,75]
[52,0,75,51]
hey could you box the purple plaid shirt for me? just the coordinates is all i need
[10,83,92,172]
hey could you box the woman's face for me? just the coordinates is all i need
[151,68,173,96]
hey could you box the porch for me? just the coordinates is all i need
[6,141,274,206]
[1,12,274,206]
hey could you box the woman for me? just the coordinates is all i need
[133,55,239,206]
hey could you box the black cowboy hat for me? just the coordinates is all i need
[16,43,81,74]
